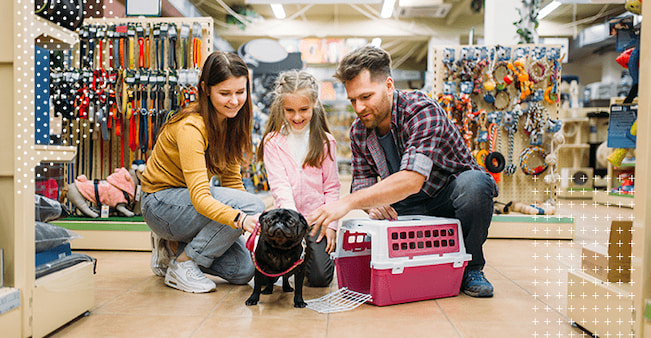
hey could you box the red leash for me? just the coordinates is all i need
[246,222,305,278]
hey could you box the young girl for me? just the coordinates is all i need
[141,51,265,293]
[257,70,340,287]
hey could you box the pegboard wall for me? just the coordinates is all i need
[52,17,214,184]
[431,44,563,206]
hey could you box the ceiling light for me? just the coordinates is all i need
[381,0,396,18]
[270,4,286,19]
[538,1,561,20]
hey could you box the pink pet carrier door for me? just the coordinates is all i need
[335,216,472,306]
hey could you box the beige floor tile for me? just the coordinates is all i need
[51,314,205,338]
[328,318,458,337]
[93,286,226,316]
[192,316,329,338]
[328,297,447,321]
[454,314,582,338]
[93,287,127,309]
[210,284,333,320]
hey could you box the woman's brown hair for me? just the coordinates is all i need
[160,51,253,174]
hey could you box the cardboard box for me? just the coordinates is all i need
[581,220,632,283]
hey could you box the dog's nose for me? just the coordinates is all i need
[269,223,293,237]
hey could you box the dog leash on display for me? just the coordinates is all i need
[136,24,145,69]
[166,69,178,122]
[153,23,162,70]
[115,24,127,68]
[168,23,177,69]
[191,22,202,69]
[245,222,307,278]
[127,24,136,69]
[124,70,139,163]
[139,70,150,155]
[144,24,151,69]
[152,70,166,146]
[107,25,116,69]
[179,24,190,69]
[79,26,87,69]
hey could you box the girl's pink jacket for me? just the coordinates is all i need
[262,131,341,231]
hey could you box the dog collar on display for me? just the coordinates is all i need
[246,222,306,278]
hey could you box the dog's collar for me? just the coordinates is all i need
[246,221,306,278]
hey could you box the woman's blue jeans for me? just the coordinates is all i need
[391,170,497,271]
[141,186,265,284]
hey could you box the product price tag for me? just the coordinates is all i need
[101,205,110,218]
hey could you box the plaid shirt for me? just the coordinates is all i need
[350,89,497,197]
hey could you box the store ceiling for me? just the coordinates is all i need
[184,0,627,69]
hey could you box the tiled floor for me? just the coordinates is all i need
[49,182,635,337]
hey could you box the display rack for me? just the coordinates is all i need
[593,98,636,209]
[0,4,95,337]
[68,17,215,180]
[46,17,216,252]
[431,44,573,239]
[593,160,636,208]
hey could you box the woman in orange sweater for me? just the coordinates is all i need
[140,51,265,293]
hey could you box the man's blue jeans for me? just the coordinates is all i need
[391,170,496,271]
[141,187,265,284]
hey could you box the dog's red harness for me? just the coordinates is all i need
[246,221,306,278]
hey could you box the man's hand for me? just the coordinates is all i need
[325,228,336,254]
[308,199,351,243]
[368,205,398,220]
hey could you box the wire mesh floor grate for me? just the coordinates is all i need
[305,287,372,313]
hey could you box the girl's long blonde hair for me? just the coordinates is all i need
[257,70,332,168]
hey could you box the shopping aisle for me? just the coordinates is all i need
[49,176,630,337]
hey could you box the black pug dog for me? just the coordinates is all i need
[245,208,311,308]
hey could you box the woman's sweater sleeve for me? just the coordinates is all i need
[323,136,341,231]
[177,121,240,228]
[263,136,297,211]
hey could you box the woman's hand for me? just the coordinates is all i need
[325,228,336,254]
[241,213,260,234]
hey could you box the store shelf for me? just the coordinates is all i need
[33,15,78,49]
[557,188,594,200]
[567,270,634,337]
[32,261,94,338]
[0,287,21,338]
[593,190,635,208]
[53,217,152,251]
[557,144,590,150]
[488,214,575,239]
[33,145,77,163]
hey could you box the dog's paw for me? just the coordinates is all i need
[294,301,307,308]
[261,286,274,295]
[245,297,259,306]
[283,286,294,293]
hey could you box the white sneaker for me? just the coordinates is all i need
[165,259,216,293]
[150,232,171,277]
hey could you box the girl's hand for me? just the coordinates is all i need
[325,228,336,254]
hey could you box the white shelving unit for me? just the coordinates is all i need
[0,6,94,337]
